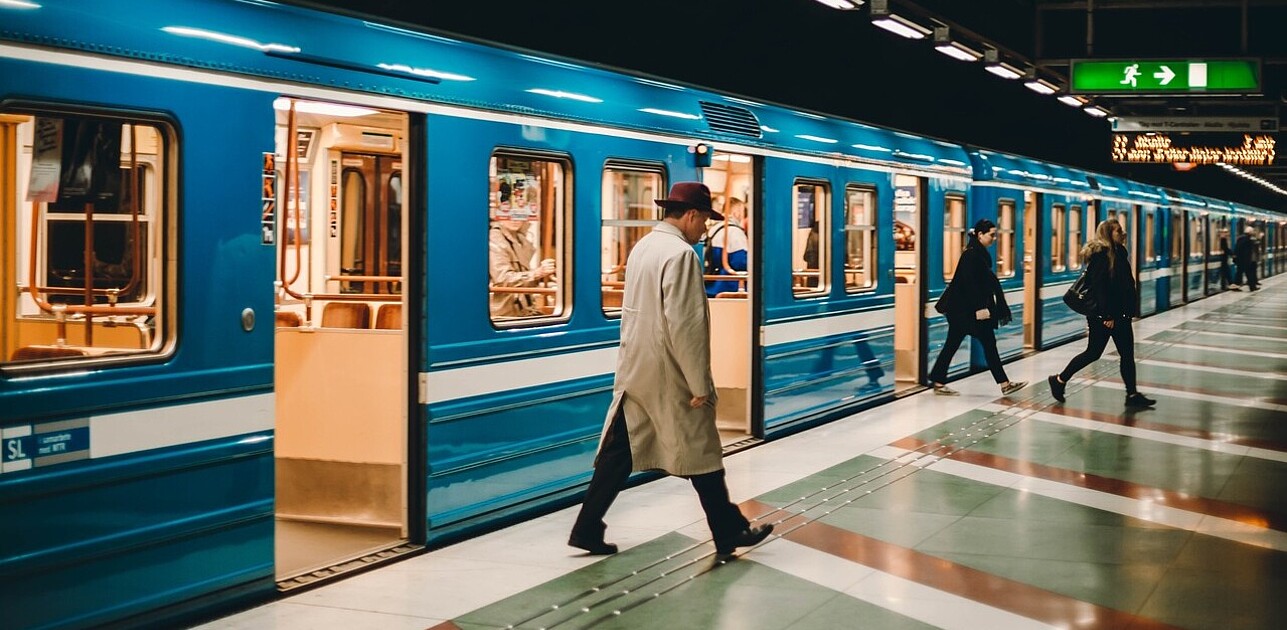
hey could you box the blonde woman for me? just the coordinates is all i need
[1048,219,1156,408]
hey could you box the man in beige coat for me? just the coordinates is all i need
[568,182,773,557]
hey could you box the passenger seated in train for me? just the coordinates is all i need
[488,215,557,317]
[703,197,748,297]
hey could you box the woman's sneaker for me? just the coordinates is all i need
[932,384,959,396]
[1000,381,1028,396]
[1125,392,1157,408]
[1047,375,1066,402]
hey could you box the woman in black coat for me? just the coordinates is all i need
[928,219,1026,396]
[1048,218,1156,408]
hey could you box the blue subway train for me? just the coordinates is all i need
[1,1,1283,628]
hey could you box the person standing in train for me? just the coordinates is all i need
[488,218,556,317]
[1048,218,1157,408]
[927,219,1026,396]
[1217,228,1234,290]
[569,182,772,557]
[1233,226,1260,291]
[703,197,748,297]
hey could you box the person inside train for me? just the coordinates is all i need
[488,215,556,317]
[569,182,772,558]
[1048,218,1156,409]
[1217,228,1233,290]
[703,197,748,297]
[1232,226,1260,291]
[928,219,1026,396]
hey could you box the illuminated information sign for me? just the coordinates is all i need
[1071,59,1260,94]
[1111,133,1275,165]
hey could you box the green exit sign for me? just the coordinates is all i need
[1070,59,1260,94]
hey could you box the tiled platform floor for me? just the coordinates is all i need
[198,277,1286,630]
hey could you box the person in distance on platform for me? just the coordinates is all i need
[1048,218,1156,409]
[568,182,773,558]
[1233,226,1260,291]
[927,219,1026,397]
[1217,228,1234,290]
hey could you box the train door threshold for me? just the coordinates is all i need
[276,542,424,593]
[721,434,763,455]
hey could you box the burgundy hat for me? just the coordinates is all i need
[655,182,724,220]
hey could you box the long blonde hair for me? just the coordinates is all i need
[1082,218,1120,270]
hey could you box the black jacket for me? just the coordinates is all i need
[1083,244,1138,319]
[1233,233,1257,266]
[935,244,1011,328]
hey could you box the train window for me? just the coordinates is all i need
[1145,212,1156,260]
[2,111,172,368]
[1170,212,1183,261]
[488,153,569,325]
[1050,204,1066,272]
[942,195,967,280]
[1188,215,1203,258]
[601,164,664,316]
[792,180,828,297]
[996,200,1016,278]
[843,185,876,292]
[1068,206,1082,269]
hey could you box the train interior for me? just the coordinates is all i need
[701,151,755,444]
[271,98,409,582]
[892,174,922,392]
[1022,191,1039,349]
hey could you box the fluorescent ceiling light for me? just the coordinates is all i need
[985,62,1024,79]
[377,63,474,82]
[526,88,603,103]
[797,134,839,144]
[1057,95,1087,107]
[0,0,41,8]
[1024,79,1058,95]
[813,0,862,9]
[1083,106,1111,118]
[162,26,299,53]
[871,14,931,39]
[273,98,378,117]
[639,108,700,120]
[935,40,982,62]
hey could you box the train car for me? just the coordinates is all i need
[3,2,1285,629]
[1164,188,1210,303]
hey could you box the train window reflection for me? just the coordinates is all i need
[489,152,568,325]
[843,185,876,292]
[942,195,966,280]
[997,200,1015,277]
[792,180,828,297]
[2,112,171,367]
[601,164,664,316]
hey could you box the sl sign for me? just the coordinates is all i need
[1071,59,1260,94]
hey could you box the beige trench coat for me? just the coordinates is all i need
[600,222,723,477]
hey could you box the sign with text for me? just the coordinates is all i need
[1112,116,1278,133]
[1071,59,1260,94]
[1111,133,1275,165]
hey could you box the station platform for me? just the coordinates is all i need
[199,278,1286,630]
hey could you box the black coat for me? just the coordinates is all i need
[1234,234,1257,267]
[935,244,1011,328]
[1083,244,1138,319]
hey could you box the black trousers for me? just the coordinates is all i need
[571,406,750,547]
[1219,261,1230,289]
[928,318,1008,385]
[1235,264,1259,290]
[1058,317,1138,394]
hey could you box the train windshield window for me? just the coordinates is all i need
[1068,206,1083,269]
[792,180,828,297]
[942,195,966,280]
[1050,204,1066,272]
[601,164,664,316]
[2,111,172,367]
[997,200,1016,278]
[488,153,569,325]
[843,185,876,292]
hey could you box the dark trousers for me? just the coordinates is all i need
[928,318,1008,385]
[1235,264,1259,290]
[1058,317,1138,394]
[1219,261,1230,289]
[571,406,750,547]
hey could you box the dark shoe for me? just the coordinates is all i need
[568,535,618,555]
[1125,393,1156,408]
[715,523,774,555]
[1047,375,1066,403]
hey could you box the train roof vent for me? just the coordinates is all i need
[699,101,762,139]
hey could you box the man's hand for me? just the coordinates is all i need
[689,395,707,408]
[1103,318,1116,329]
[975,308,990,321]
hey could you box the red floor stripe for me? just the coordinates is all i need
[744,499,1179,629]
[891,436,1286,531]
[1102,376,1287,412]
[426,622,462,630]
[1003,398,1287,453]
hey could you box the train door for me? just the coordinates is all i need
[701,150,757,444]
[271,98,414,587]
[1022,190,1040,349]
[892,173,923,392]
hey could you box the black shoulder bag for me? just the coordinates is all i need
[1063,269,1096,316]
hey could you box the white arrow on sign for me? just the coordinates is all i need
[1153,65,1176,86]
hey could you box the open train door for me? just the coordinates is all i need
[1022,190,1041,350]
[270,97,422,590]
[892,174,925,392]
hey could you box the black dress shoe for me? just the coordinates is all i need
[568,536,618,555]
[715,523,774,555]
[1047,374,1066,403]
[1125,392,1156,408]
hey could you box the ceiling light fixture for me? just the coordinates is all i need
[870,0,931,39]
[982,49,1023,79]
[933,27,982,62]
